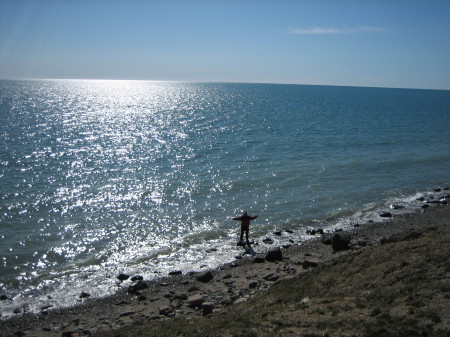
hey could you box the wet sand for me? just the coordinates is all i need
[1,202,449,337]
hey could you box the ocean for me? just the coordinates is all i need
[1,80,449,317]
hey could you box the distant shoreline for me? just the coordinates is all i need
[2,203,449,336]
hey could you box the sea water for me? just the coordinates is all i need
[1,80,449,317]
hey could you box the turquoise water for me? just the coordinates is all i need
[1,80,449,316]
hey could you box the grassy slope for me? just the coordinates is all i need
[98,223,450,337]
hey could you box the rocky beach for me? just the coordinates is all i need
[1,200,449,337]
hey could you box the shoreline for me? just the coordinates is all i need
[2,202,449,337]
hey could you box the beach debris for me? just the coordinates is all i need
[331,233,351,252]
[196,271,214,283]
[265,247,283,262]
[169,270,182,276]
[262,238,274,244]
[117,273,130,281]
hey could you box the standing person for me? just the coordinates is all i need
[233,212,258,245]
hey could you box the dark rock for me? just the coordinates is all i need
[202,302,215,315]
[282,244,292,249]
[285,229,294,234]
[265,247,283,262]
[115,300,131,306]
[321,235,332,245]
[263,273,280,282]
[416,197,425,201]
[422,204,429,209]
[174,293,188,300]
[130,275,143,281]
[137,295,147,301]
[188,285,200,292]
[263,238,274,244]
[170,299,182,308]
[222,274,232,279]
[62,331,76,337]
[169,270,182,276]
[221,298,233,306]
[0,294,10,301]
[379,212,392,218]
[196,271,214,283]
[252,256,265,263]
[331,233,351,252]
[187,294,205,308]
[249,281,259,289]
[302,261,319,269]
[159,305,172,316]
[127,280,149,294]
[79,292,91,299]
[307,228,324,235]
[119,311,135,317]
[434,188,442,192]
[273,231,282,236]
[117,273,130,281]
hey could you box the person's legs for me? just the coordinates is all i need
[240,227,244,242]
[245,229,249,243]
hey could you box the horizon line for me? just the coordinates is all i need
[0,77,448,92]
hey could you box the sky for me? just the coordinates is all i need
[1,0,449,90]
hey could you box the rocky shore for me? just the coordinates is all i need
[1,199,449,337]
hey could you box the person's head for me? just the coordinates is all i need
[243,211,248,216]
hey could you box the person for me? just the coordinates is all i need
[233,212,258,245]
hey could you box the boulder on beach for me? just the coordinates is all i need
[127,280,149,295]
[265,247,283,262]
[331,233,351,252]
[188,294,205,308]
[117,273,130,281]
[196,271,214,283]
[202,302,215,315]
[379,212,393,218]
[79,292,91,299]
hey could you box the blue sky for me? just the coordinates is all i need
[1,0,449,89]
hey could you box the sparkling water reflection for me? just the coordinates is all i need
[1,80,449,316]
